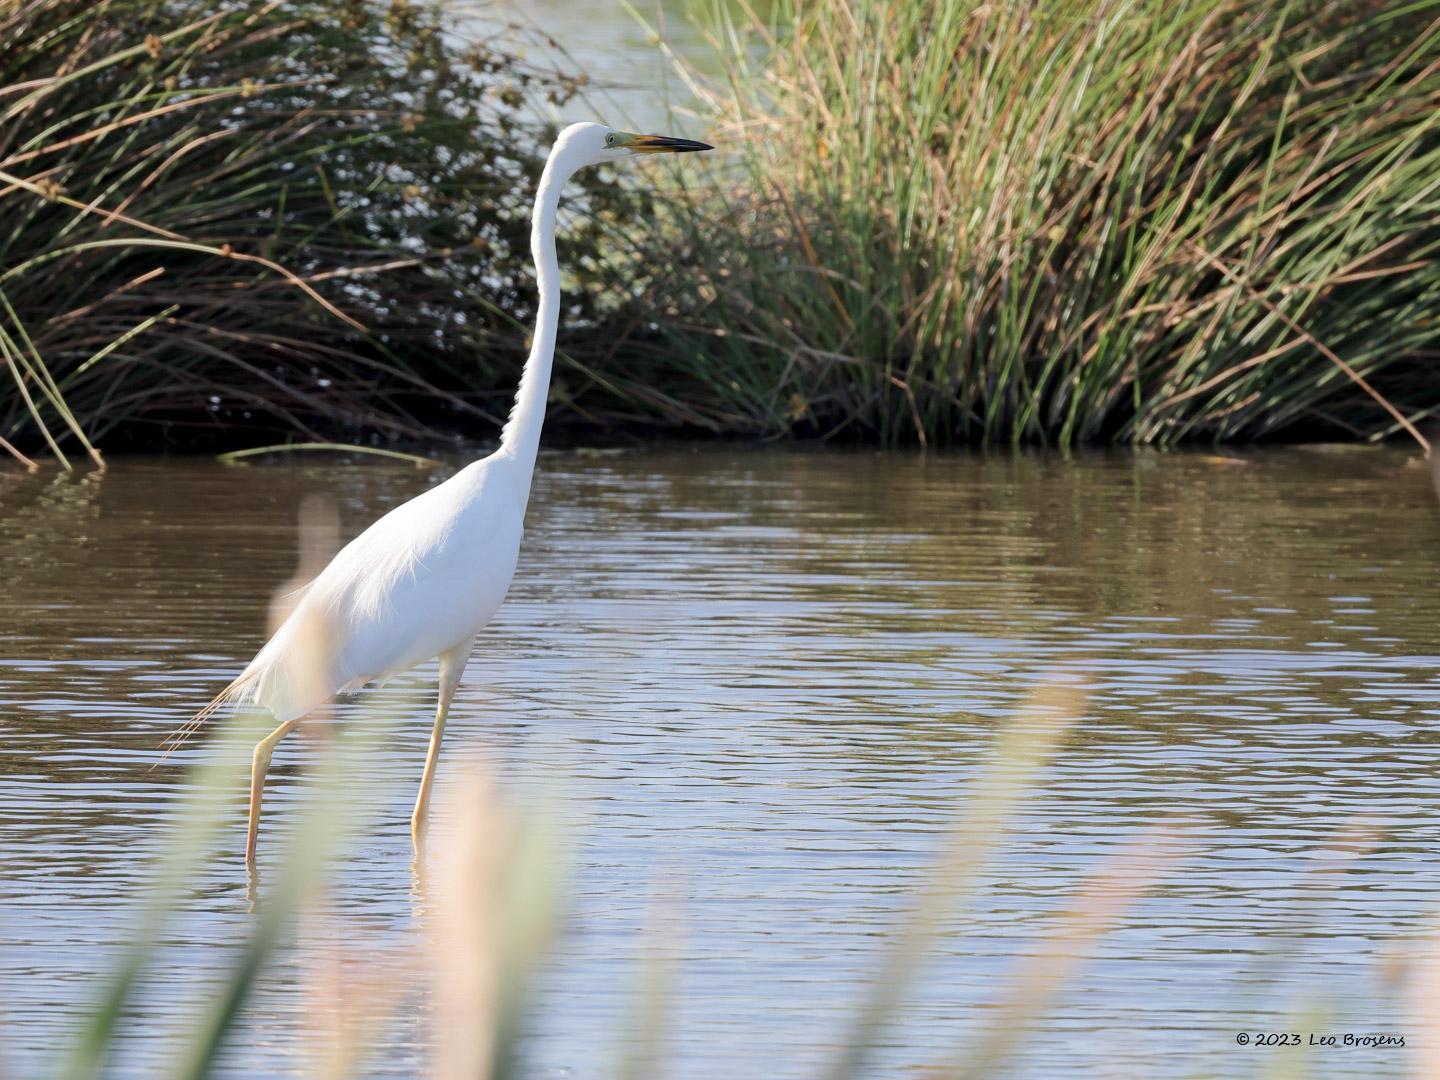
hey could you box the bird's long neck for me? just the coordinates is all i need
[499,151,570,491]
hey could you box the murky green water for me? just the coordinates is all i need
[2,447,1439,1077]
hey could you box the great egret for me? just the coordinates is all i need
[180,123,712,864]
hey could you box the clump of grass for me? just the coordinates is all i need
[638,0,1440,447]
[0,0,633,462]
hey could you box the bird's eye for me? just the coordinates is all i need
[605,133,616,146]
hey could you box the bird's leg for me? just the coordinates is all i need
[411,642,472,850]
[247,717,299,866]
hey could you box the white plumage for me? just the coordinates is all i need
[236,458,524,721]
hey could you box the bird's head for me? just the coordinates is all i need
[554,121,712,170]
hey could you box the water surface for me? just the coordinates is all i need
[478,0,718,132]
[2,447,1439,1077]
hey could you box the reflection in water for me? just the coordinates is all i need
[1,447,1438,1077]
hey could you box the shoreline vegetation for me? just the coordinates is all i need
[0,0,636,464]
[2,0,1437,464]
[651,0,1440,450]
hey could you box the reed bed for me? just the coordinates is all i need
[0,0,640,463]
[6,0,1438,459]
[637,0,1440,446]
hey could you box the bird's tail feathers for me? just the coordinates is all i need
[157,667,262,764]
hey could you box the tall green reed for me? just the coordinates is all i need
[634,0,1440,448]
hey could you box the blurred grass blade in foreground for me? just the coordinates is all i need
[826,680,1086,1080]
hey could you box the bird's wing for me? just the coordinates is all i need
[164,458,522,748]
[320,477,523,686]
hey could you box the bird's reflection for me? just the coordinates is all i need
[246,863,262,913]
[410,844,432,920]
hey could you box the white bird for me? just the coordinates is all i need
[178,123,712,865]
